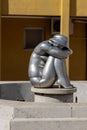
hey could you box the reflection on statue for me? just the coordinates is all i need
[28,34,73,88]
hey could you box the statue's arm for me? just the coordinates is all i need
[48,47,72,59]
[41,43,72,59]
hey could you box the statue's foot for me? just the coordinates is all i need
[57,81,73,89]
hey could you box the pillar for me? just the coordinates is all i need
[60,0,70,74]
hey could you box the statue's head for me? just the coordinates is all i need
[49,34,69,49]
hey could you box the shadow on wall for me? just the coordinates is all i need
[1,0,9,15]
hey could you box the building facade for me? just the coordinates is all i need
[0,0,87,81]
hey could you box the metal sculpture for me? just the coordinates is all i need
[28,34,73,88]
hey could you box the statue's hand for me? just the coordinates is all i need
[40,56,48,61]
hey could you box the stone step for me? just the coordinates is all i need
[0,100,71,118]
[1,100,87,130]
[1,117,87,130]
[11,118,87,130]
[1,100,87,118]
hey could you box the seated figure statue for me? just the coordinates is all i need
[28,34,73,88]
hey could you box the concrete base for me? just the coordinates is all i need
[34,93,73,103]
[31,86,77,103]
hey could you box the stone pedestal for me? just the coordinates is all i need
[31,86,77,103]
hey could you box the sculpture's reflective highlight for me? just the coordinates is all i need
[28,34,73,88]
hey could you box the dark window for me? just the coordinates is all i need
[51,17,60,34]
[24,27,44,50]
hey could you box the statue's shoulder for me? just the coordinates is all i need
[40,41,51,49]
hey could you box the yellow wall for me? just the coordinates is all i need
[1,0,61,16]
[76,0,87,16]
[2,0,87,16]
[1,18,51,80]
[70,22,87,80]
[70,0,87,16]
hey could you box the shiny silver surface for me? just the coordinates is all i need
[28,34,73,88]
